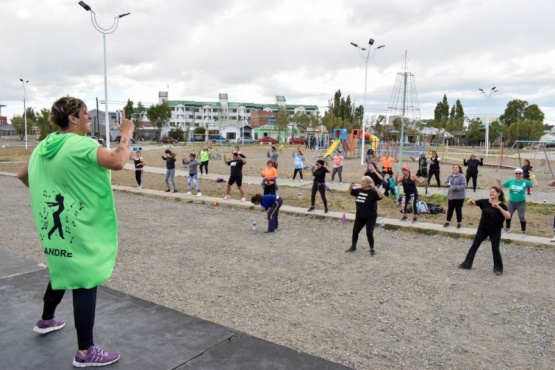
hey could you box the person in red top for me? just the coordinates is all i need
[379,152,397,175]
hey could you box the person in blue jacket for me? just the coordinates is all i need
[250,193,284,233]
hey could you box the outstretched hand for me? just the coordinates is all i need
[116,110,134,136]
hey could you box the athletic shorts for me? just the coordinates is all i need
[228,175,243,187]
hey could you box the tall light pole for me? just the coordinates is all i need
[478,86,498,157]
[19,79,29,149]
[78,1,130,149]
[350,38,385,165]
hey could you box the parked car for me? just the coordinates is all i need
[289,137,306,144]
[208,135,230,144]
[89,136,105,146]
[258,136,278,144]
[114,136,135,144]
[160,136,178,144]
[233,138,253,144]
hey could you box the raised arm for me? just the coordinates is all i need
[97,111,134,170]
[348,181,354,195]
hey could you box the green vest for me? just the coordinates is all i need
[28,132,118,290]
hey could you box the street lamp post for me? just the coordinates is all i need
[78,1,129,150]
[350,38,385,165]
[19,79,29,149]
[478,86,498,157]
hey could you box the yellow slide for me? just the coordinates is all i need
[323,140,341,159]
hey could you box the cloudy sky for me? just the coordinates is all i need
[2,0,554,124]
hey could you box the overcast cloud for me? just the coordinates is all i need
[1,0,555,123]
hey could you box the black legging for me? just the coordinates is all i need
[461,228,503,272]
[135,170,142,186]
[403,193,419,215]
[41,282,97,350]
[264,183,276,195]
[310,181,328,209]
[352,215,377,250]
[292,168,303,180]
[200,161,209,174]
[466,171,478,191]
[446,198,464,223]
[428,170,441,187]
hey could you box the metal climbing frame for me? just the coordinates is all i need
[496,140,555,177]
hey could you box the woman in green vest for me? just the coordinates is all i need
[17,96,134,367]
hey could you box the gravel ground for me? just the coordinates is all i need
[2,174,554,369]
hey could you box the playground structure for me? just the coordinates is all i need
[497,140,555,177]
[320,129,379,160]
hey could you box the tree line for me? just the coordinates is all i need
[8,91,548,146]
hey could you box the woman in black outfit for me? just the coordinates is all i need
[463,154,483,192]
[307,159,330,213]
[363,163,385,188]
[458,186,510,276]
[427,150,442,187]
[395,165,426,223]
[345,176,384,256]
[131,150,145,189]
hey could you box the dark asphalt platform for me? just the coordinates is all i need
[0,248,352,370]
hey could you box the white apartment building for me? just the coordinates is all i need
[159,92,319,132]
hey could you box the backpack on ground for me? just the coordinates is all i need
[417,201,429,214]
[427,203,445,214]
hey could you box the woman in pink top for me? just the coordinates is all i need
[331,149,344,183]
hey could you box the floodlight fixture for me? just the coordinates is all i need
[78,2,130,149]
[78,1,91,11]
[350,38,385,165]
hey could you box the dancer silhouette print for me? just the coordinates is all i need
[46,193,65,239]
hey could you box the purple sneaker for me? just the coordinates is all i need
[73,346,120,368]
[33,317,65,334]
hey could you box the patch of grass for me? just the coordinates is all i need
[527,202,555,215]
[411,228,441,236]
[420,193,448,203]
[383,224,400,231]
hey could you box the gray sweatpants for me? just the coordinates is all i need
[506,201,526,230]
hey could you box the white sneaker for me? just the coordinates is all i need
[196,192,202,197]
[550,237,555,242]
[300,179,303,182]
[136,186,142,189]
[502,228,511,234]
[241,197,246,202]
[223,195,230,200]
[186,191,192,196]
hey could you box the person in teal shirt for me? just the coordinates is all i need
[497,168,537,235]
[18,96,134,367]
